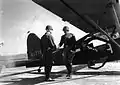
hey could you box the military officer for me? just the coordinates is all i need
[41,25,56,81]
[58,26,76,79]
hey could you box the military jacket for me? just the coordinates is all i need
[59,33,76,50]
[41,32,56,53]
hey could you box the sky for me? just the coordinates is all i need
[0,0,87,55]
[0,0,2,42]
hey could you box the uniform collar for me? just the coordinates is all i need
[45,31,51,35]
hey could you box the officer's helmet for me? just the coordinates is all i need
[63,26,69,31]
[46,25,53,30]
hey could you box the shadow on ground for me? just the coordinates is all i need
[1,64,120,85]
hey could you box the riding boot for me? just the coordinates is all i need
[44,65,52,80]
[66,63,72,79]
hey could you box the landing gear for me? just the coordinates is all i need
[38,66,42,73]
[38,69,41,73]
[77,33,112,70]
[88,56,108,69]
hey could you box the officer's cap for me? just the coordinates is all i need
[46,25,53,30]
[63,26,69,31]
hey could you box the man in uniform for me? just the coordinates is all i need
[58,26,76,79]
[41,25,56,81]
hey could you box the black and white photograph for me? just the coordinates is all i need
[0,0,120,85]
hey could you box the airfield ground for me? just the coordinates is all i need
[0,61,120,85]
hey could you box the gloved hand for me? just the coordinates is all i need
[70,50,76,54]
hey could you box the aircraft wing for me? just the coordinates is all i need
[32,0,118,33]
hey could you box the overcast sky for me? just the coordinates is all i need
[0,0,86,55]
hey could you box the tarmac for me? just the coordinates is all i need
[0,61,120,85]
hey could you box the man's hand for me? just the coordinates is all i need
[52,48,59,53]
[70,50,76,54]
[57,45,61,49]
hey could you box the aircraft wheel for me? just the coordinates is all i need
[88,56,108,70]
[38,69,41,73]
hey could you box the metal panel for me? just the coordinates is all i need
[32,0,117,33]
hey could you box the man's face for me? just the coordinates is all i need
[49,29,53,33]
[47,29,53,34]
[63,30,69,34]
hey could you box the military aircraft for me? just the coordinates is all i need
[30,0,120,70]
[1,0,120,72]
